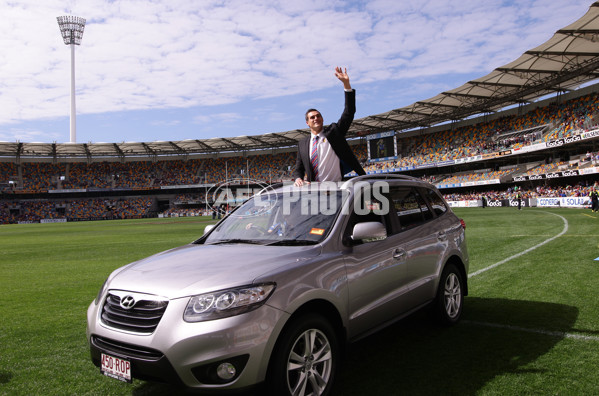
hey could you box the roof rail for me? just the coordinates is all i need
[349,173,420,182]
[255,181,287,195]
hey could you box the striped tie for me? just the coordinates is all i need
[310,136,319,181]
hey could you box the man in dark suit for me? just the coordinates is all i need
[293,67,366,186]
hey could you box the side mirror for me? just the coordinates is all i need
[203,224,215,235]
[351,222,387,243]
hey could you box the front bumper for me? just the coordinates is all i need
[87,297,287,391]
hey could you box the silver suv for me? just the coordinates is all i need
[87,175,468,395]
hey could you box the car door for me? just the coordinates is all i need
[343,187,411,339]
[388,186,447,305]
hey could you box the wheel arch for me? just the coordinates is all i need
[263,299,345,395]
[266,299,347,370]
[283,299,345,350]
[444,255,468,296]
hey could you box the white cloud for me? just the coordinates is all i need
[193,112,243,125]
[0,0,593,133]
[0,127,61,143]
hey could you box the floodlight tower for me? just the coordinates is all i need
[57,16,86,143]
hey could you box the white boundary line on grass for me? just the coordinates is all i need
[468,211,568,278]
[463,320,599,341]
[464,211,595,342]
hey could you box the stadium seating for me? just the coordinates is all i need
[1,91,598,224]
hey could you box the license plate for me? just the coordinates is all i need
[100,353,132,383]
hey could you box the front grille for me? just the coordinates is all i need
[101,292,168,334]
[91,335,164,361]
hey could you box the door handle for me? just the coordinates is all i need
[393,248,406,260]
[437,231,448,241]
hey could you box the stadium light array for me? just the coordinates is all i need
[56,16,86,144]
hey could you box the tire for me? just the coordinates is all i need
[266,313,338,396]
[434,263,464,325]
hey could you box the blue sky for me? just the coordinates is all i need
[0,0,594,144]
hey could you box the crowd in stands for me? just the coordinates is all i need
[172,193,207,203]
[543,94,599,141]
[360,92,599,173]
[523,161,568,176]
[2,173,598,224]
[1,91,599,224]
[1,154,296,193]
[439,168,516,185]
[427,155,597,186]
[0,197,153,224]
[161,207,208,217]
[0,92,597,193]
[443,181,598,202]
[63,162,110,189]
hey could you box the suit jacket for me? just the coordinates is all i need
[292,89,366,182]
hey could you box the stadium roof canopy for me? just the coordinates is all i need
[3,2,599,161]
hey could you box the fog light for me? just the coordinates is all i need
[191,354,249,384]
[216,362,236,380]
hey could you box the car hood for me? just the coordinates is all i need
[107,243,320,299]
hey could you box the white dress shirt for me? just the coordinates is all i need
[311,132,341,182]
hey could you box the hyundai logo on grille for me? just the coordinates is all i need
[120,295,136,310]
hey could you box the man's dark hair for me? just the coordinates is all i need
[305,108,321,121]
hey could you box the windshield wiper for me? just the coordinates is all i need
[208,239,265,245]
[267,240,317,246]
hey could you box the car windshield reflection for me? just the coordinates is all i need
[204,190,347,245]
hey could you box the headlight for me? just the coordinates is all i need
[94,278,109,305]
[184,283,276,322]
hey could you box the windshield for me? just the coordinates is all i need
[203,189,348,245]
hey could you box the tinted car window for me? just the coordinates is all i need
[389,187,432,229]
[423,187,448,216]
[344,188,390,244]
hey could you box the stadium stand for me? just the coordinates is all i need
[2,87,599,224]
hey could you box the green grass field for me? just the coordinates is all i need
[1,208,598,395]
